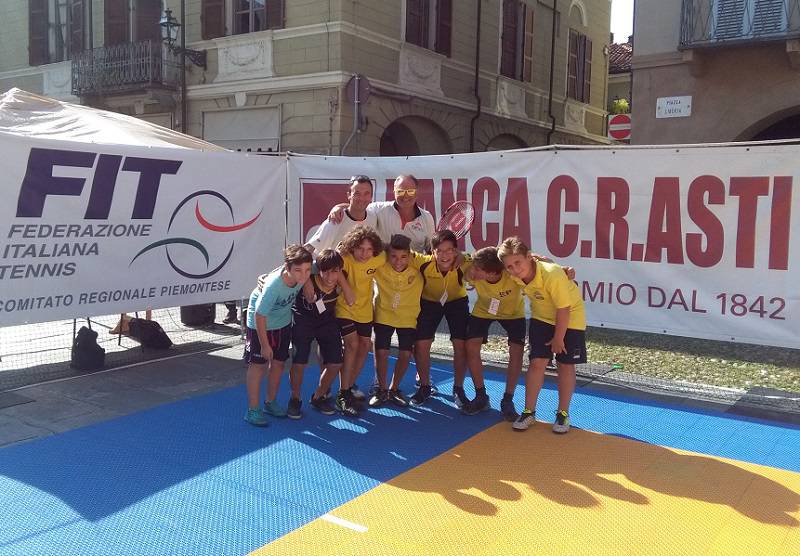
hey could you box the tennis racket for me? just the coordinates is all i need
[436,201,475,240]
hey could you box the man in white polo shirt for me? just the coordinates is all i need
[305,175,377,253]
[329,174,435,252]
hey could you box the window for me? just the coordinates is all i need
[28,0,85,66]
[103,0,161,46]
[567,29,592,103]
[199,0,284,39]
[500,0,534,81]
[714,0,787,40]
[233,0,284,35]
[405,0,452,56]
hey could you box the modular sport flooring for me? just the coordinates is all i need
[1,359,799,556]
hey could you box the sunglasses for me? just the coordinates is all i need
[394,188,417,197]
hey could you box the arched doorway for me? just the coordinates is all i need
[750,115,800,141]
[485,133,527,151]
[380,116,452,156]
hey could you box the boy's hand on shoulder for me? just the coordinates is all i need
[328,203,347,223]
[563,266,576,280]
[256,273,267,291]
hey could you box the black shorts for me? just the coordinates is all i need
[466,316,526,345]
[292,319,343,365]
[374,323,415,352]
[337,318,373,338]
[528,318,587,364]
[244,324,291,364]
[415,297,469,341]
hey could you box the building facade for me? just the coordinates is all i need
[632,0,800,144]
[1,0,613,154]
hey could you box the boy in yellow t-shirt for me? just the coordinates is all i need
[370,235,423,407]
[335,226,386,417]
[499,236,586,434]
[461,246,526,421]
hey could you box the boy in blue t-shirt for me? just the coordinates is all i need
[244,244,313,426]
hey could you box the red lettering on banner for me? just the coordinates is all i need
[595,177,630,260]
[644,177,684,264]
[546,175,579,257]
[441,178,469,249]
[502,177,532,247]
[686,175,724,268]
[730,176,769,269]
[471,177,501,248]
[300,181,350,241]
[769,176,791,270]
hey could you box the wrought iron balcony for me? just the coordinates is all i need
[71,40,180,96]
[680,0,800,48]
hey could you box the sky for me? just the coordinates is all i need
[610,0,634,44]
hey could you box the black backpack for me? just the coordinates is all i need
[128,318,173,349]
[70,326,105,371]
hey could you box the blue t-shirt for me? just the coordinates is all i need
[246,270,302,330]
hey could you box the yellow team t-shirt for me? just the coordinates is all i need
[374,263,423,328]
[411,253,468,303]
[467,269,525,320]
[512,259,586,330]
[336,252,387,323]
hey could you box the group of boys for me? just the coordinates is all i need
[243,175,587,434]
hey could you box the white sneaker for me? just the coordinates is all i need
[513,410,535,431]
[552,410,571,434]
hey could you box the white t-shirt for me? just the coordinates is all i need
[368,201,436,252]
[305,209,378,253]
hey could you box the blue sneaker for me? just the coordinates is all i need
[264,399,287,418]
[244,408,268,427]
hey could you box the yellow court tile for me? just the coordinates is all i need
[256,423,800,556]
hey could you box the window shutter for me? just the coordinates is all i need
[500,0,518,78]
[135,0,161,42]
[567,29,578,99]
[714,0,746,39]
[752,0,787,35]
[29,0,49,66]
[435,0,452,56]
[583,36,592,103]
[201,0,225,39]
[104,0,130,45]
[266,0,284,29]
[522,5,534,81]
[575,34,587,102]
[406,0,427,47]
[70,0,85,54]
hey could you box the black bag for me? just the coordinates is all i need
[70,326,105,370]
[128,318,173,349]
[179,304,215,326]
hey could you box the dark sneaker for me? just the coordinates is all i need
[349,384,366,401]
[335,391,359,417]
[410,384,432,406]
[388,389,408,407]
[310,394,336,415]
[513,410,535,431]
[415,377,439,396]
[452,387,470,409]
[244,408,268,427]
[553,410,571,434]
[462,392,489,415]
[368,389,389,407]
[546,356,557,371]
[222,313,239,324]
[287,397,303,420]
[500,396,519,421]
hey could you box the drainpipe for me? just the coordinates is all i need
[469,0,482,152]
[546,0,558,145]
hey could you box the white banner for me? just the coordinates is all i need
[0,134,286,325]
[288,145,799,348]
